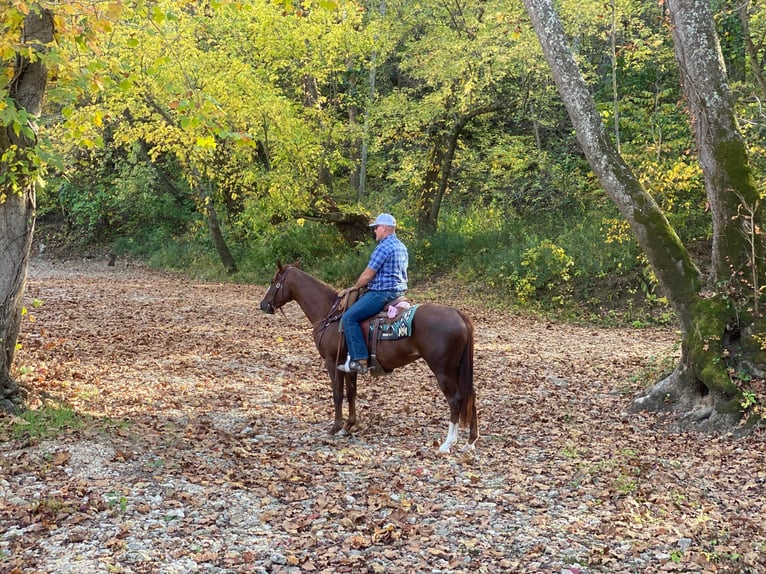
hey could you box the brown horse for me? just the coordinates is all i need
[259,261,479,452]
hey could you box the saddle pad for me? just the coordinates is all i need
[369,304,419,341]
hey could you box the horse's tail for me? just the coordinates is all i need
[457,310,476,428]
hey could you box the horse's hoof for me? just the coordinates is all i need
[438,443,452,454]
[336,428,350,437]
[460,442,476,453]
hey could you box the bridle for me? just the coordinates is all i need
[265,268,290,318]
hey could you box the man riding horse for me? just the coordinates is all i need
[338,213,409,375]
[260,258,478,452]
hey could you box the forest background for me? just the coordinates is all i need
[2,2,766,570]
[2,0,766,421]
[19,0,764,324]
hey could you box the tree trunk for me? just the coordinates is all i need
[417,103,506,237]
[417,130,447,237]
[668,0,763,286]
[348,96,362,197]
[1,7,54,413]
[0,192,35,413]
[523,0,763,431]
[637,0,764,429]
[198,181,238,274]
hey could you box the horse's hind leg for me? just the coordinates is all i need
[434,370,479,453]
[344,373,358,432]
[435,372,462,453]
[462,399,479,452]
[440,420,460,453]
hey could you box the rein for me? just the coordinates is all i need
[314,296,345,365]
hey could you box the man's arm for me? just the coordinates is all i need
[353,267,377,289]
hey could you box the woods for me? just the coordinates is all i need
[2,1,766,571]
[2,3,766,421]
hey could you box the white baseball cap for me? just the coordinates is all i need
[370,213,396,227]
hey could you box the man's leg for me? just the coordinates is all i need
[341,290,389,367]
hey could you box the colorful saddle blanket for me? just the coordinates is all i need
[366,304,419,341]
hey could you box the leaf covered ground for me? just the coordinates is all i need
[1,257,765,574]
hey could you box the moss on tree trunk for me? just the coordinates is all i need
[631,294,764,430]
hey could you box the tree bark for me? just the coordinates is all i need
[417,126,447,237]
[523,0,762,431]
[1,7,54,412]
[668,0,763,285]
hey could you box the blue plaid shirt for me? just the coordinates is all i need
[367,234,408,292]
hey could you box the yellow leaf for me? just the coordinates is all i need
[195,135,216,150]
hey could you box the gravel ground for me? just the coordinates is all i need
[2,257,764,574]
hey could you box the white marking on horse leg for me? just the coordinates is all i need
[439,422,459,453]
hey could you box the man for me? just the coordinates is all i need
[338,213,409,374]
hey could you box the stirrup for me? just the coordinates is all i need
[337,356,368,374]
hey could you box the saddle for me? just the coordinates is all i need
[331,292,418,377]
[337,287,367,313]
[380,297,410,319]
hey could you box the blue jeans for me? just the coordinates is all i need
[341,289,403,361]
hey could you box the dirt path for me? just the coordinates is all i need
[1,257,764,573]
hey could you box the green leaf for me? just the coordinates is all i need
[149,5,166,23]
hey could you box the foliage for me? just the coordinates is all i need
[5,0,761,323]
[46,138,197,244]
[513,239,574,303]
[236,219,352,281]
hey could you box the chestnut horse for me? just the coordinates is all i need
[259,262,479,452]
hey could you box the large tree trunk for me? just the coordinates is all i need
[1,7,54,413]
[638,0,764,430]
[523,0,763,431]
[668,0,764,286]
[417,128,447,237]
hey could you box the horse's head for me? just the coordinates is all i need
[260,261,300,314]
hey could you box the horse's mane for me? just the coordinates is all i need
[286,264,338,296]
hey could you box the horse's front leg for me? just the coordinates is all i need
[327,361,345,435]
[344,372,358,432]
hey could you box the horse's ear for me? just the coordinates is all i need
[294,260,302,269]
[277,260,283,271]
